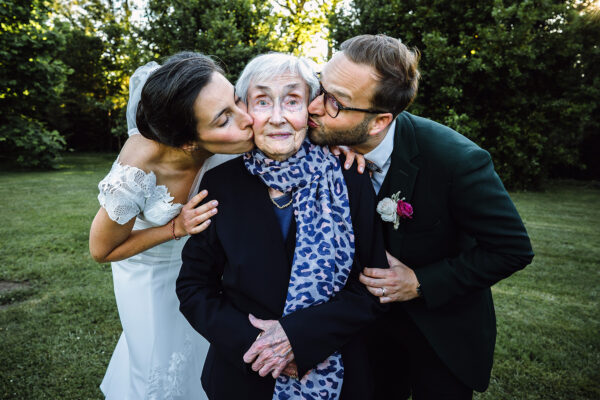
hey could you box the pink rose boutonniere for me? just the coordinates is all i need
[376,191,413,230]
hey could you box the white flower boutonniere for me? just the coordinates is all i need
[376,191,414,230]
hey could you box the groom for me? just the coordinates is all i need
[308,34,534,399]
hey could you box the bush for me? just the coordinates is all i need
[0,115,66,169]
[0,0,70,168]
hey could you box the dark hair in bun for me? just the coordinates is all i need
[136,52,223,148]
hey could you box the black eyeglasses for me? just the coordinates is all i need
[316,79,388,118]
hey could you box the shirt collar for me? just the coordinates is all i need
[364,119,396,169]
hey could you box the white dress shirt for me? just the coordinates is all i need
[364,119,396,194]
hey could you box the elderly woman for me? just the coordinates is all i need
[176,53,387,400]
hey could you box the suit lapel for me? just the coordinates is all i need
[382,113,420,203]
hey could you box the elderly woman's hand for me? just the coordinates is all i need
[243,314,295,379]
[329,146,366,174]
[179,190,218,236]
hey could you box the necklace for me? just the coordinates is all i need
[269,192,293,209]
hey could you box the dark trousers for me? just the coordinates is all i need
[368,306,473,400]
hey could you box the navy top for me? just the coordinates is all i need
[271,192,293,240]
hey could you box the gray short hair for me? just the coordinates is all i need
[235,52,319,104]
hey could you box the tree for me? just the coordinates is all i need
[0,0,68,168]
[564,3,600,179]
[52,0,143,151]
[140,0,276,81]
[269,0,342,60]
[329,0,600,188]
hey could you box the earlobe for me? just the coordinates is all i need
[368,113,394,136]
[181,141,197,153]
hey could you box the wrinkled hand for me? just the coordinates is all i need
[359,251,420,303]
[329,146,366,174]
[243,314,294,379]
[179,190,218,236]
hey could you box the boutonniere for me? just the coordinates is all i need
[376,191,413,230]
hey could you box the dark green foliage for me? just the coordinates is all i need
[50,0,143,152]
[568,8,600,180]
[1,115,66,168]
[2,0,597,186]
[329,0,600,188]
[0,0,69,168]
[41,0,282,154]
[142,0,276,81]
[50,29,115,151]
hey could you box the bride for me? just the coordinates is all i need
[89,52,251,399]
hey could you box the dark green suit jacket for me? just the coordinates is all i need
[374,112,534,391]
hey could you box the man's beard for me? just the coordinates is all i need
[309,116,371,146]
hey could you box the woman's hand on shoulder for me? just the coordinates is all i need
[179,189,219,236]
[329,145,366,174]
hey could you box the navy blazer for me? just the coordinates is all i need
[368,112,534,392]
[177,155,388,400]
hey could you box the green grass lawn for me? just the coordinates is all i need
[1,154,599,399]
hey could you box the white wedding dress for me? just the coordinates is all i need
[98,149,238,400]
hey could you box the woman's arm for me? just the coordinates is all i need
[89,190,217,263]
[89,208,170,263]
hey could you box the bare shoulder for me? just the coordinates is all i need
[117,134,160,173]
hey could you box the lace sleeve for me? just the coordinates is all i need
[98,162,157,225]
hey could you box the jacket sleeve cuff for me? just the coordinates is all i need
[279,316,313,377]
[413,259,454,309]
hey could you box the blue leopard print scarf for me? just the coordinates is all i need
[244,138,355,400]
